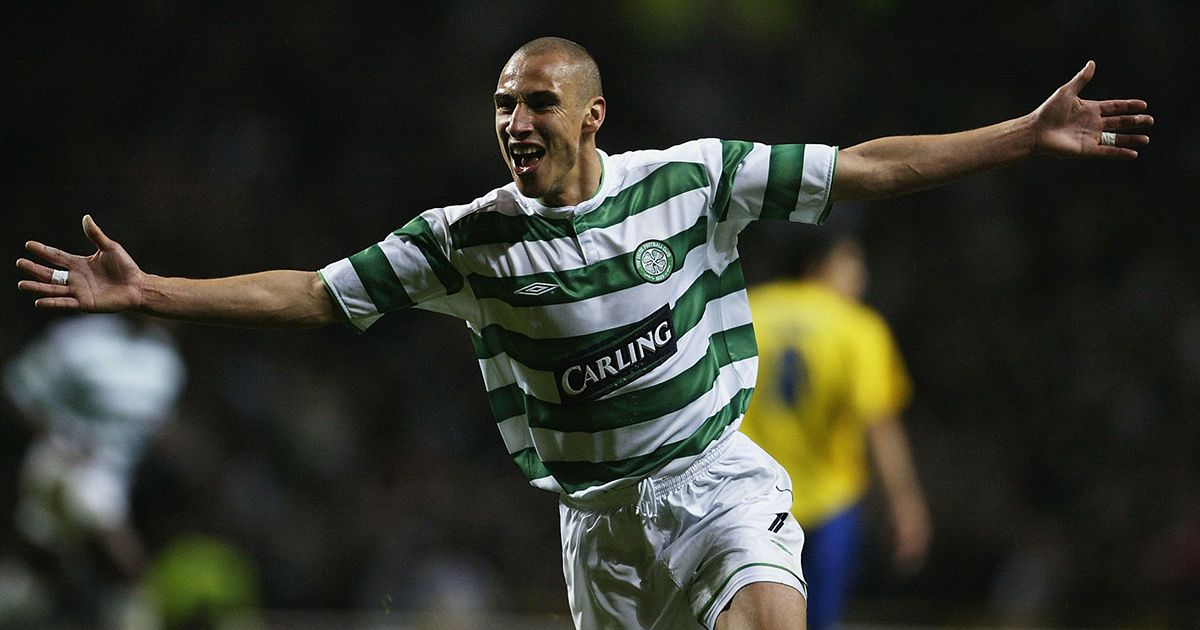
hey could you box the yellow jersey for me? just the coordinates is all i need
[740,280,911,527]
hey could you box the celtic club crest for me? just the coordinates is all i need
[634,240,674,284]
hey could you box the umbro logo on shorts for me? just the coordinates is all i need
[767,512,789,533]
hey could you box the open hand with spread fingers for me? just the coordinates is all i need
[17,215,146,313]
[1031,60,1154,159]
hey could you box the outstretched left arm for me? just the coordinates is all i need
[831,61,1153,202]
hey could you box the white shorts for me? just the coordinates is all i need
[558,431,806,629]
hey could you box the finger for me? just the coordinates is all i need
[34,296,82,310]
[16,257,57,283]
[18,280,74,297]
[1103,114,1155,130]
[1098,99,1148,116]
[82,214,115,251]
[24,240,75,266]
[1112,133,1151,147]
[1064,60,1096,95]
[1094,145,1141,160]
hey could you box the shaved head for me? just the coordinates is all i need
[495,37,606,206]
[507,37,602,104]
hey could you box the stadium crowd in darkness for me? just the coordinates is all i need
[3,2,1197,626]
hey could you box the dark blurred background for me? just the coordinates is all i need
[2,1,1197,628]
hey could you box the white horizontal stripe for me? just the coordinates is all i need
[318,261,381,331]
[529,475,565,493]
[457,237,588,280]
[792,144,836,224]
[497,414,536,453]
[584,187,710,258]
[478,352,561,404]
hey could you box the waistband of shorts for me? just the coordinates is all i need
[559,429,740,512]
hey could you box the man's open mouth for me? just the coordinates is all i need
[512,144,545,175]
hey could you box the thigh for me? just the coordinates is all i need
[680,433,808,629]
[715,582,807,630]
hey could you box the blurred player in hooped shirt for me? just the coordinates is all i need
[1,314,185,626]
[740,230,931,630]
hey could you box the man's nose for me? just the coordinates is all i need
[507,103,534,137]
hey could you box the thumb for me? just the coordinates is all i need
[1064,60,1095,95]
[82,214,115,251]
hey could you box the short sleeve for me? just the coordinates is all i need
[715,141,838,226]
[320,209,466,332]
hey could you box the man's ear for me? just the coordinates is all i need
[583,96,606,134]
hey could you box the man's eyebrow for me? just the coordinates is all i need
[493,90,560,105]
[525,90,559,102]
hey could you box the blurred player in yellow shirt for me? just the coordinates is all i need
[740,230,930,629]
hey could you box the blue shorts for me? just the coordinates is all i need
[802,502,864,630]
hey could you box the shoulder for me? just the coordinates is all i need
[602,140,728,191]
[412,185,527,240]
[429,184,526,227]
[607,139,721,166]
[606,139,735,173]
[415,184,542,252]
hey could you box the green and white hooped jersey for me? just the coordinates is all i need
[320,139,837,498]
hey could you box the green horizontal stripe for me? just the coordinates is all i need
[527,323,757,433]
[761,143,807,220]
[575,162,709,233]
[714,140,754,222]
[511,447,554,483]
[468,328,492,358]
[467,216,708,308]
[724,322,759,362]
[486,382,526,421]
[449,212,573,250]
[397,216,464,296]
[470,260,745,370]
[349,244,414,313]
[548,387,754,494]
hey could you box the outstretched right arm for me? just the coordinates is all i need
[17,215,339,328]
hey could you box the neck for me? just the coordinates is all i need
[541,144,602,207]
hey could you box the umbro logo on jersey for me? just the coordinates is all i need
[554,305,677,405]
[514,282,559,297]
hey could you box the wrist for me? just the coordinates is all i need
[132,272,162,314]
[1015,111,1041,157]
